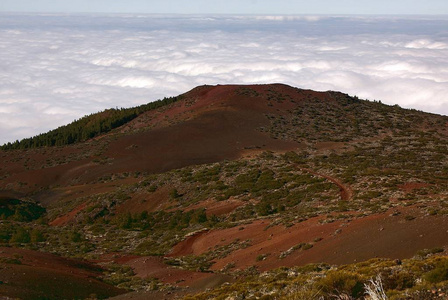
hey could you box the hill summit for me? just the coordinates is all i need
[2,83,446,191]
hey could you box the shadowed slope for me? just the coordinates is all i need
[0,247,125,299]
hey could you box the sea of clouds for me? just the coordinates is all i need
[1,13,448,145]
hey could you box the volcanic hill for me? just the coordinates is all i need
[1,84,448,299]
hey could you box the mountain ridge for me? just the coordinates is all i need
[2,83,446,193]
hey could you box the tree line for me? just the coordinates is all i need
[1,96,181,150]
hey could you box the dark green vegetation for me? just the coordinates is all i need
[0,197,45,222]
[0,96,180,150]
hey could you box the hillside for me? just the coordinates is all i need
[0,84,447,299]
[0,96,180,150]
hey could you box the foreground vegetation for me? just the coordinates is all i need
[185,255,448,299]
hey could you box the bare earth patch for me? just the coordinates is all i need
[168,206,448,272]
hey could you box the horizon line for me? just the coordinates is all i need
[1,11,448,17]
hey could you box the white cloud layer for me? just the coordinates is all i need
[1,14,448,145]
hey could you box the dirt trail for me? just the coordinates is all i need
[298,166,353,201]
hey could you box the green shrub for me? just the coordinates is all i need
[381,270,415,290]
[302,243,313,250]
[30,228,46,243]
[170,189,181,199]
[70,231,83,243]
[416,247,444,258]
[10,227,30,244]
[318,270,364,298]
[425,260,448,283]
[0,197,46,222]
[0,257,22,264]
[256,254,269,261]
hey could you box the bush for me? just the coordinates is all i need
[170,189,181,199]
[30,228,46,243]
[318,270,364,298]
[302,243,313,250]
[425,260,448,283]
[0,197,46,222]
[256,202,276,216]
[256,254,269,261]
[71,231,83,243]
[416,247,444,258]
[10,227,30,244]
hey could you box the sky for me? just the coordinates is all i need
[0,4,448,145]
[1,0,448,15]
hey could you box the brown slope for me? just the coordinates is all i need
[0,84,309,196]
[0,247,125,299]
[90,84,304,176]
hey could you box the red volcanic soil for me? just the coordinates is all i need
[106,255,232,300]
[125,256,230,288]
[0,84,314,196]
[102,85,300,176]
[168,206,448,272]
[0,247,125,299]
[115,185,174,215]
[398,182,432,193]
